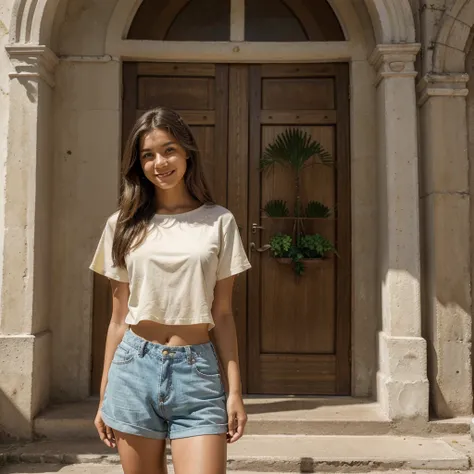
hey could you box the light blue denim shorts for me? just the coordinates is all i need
[101,329,228,440]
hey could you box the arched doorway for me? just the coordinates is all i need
[92,0,351,395]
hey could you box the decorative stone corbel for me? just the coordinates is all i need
[369,44,421,87]
[5,45,59,88]
[417,73,469,107]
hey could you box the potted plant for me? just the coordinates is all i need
[260,128,337,276]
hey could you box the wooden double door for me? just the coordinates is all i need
[92,62,351,395]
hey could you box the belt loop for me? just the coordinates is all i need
[184,346,193,362]
[139,341,147,358]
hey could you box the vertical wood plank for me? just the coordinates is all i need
[91,275,112,394]
[214,65,229,206]
[335,63,352,394]
[227,65,249,393]
[122,62,138,153]
[247,65,262,393]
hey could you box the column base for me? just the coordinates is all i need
[0,331,51,440]
[377,332,429,421]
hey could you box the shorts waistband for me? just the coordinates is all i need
[122,328,214,359]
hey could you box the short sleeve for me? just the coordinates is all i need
[217,214,252,281]
[89,215,129,283]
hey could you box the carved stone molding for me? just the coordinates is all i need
[369,44,421,86]
[6,45,59,88]
[417,73,469,106]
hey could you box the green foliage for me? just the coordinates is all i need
[263,200,290,218]
[299,234,335,259]
[269,233,292,258]
[260,128,332,173]
[269,232,335,276]
[305,200,331,218]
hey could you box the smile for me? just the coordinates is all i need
[156,170,175,178]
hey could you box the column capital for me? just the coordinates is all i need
[369,44,421,86]
[416,73,469,106]
[6,45,59,88]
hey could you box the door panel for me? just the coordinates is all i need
[248,64,350,395]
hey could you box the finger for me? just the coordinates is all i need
[96,421,112,448]
[97,427,111,447]
[227,412,236,436]
[230,417,246,443]
[106,426,116,448]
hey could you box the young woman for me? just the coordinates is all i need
[89,107,252,474]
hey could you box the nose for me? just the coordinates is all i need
[153,153,168,168]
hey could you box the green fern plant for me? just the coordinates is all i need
[305,201,331,218]
[269,233,292,258]
[263,200,290,218]
[299,234,336,259]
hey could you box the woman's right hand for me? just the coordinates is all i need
[94,406,116,448]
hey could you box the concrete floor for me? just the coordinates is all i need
[2,467,474,474]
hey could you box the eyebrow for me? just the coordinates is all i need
[140,141,176,153]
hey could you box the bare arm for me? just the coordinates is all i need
[95,278,129,447]
[211,276,247,442]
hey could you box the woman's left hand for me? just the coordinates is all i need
[226,393,247,443]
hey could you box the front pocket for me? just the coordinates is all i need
[111,343,136,365]
[191,354,221,378]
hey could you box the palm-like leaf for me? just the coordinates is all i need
[261,128,332,172]
[263,199,290,217]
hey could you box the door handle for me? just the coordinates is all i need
[251,223,265,234]
[250,242,271,253]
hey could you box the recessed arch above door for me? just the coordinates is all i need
[127,0,345,42]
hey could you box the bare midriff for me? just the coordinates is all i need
[130,320,210,346]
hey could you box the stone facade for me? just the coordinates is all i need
[0,0,473,439]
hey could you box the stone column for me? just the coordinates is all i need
[0,45,58,439]
[369,44,429,421]
[417,73,472,417]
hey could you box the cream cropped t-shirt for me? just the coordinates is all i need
[89,204,251,329]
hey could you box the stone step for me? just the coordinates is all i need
[0,436,471,472]
[34,397,470,440]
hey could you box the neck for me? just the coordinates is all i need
[155,183,197,213]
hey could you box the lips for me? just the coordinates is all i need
[155,170,175,178]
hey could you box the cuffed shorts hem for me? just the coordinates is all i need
[169,423,228,440]
[101,410,167,440]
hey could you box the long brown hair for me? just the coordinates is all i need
[112,107,214,267]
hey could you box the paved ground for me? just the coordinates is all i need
[1,467,474,474]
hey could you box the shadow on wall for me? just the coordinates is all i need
[0,390,31,443]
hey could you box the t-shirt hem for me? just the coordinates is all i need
[126,316,215,330]
[217,262,252,281]
[89,264,129,283]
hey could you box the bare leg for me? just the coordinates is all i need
[115,429,168,474]
[171,433,227,474]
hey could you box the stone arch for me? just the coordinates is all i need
[105,0,415,49]
[432,0,474,73]
[9,0,416,49]
[9,0,62,45]
[362,0,415,44]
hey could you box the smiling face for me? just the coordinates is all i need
[139,128,188,192]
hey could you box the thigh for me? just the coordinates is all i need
[171,433,227,474]
[115,430,168,474]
